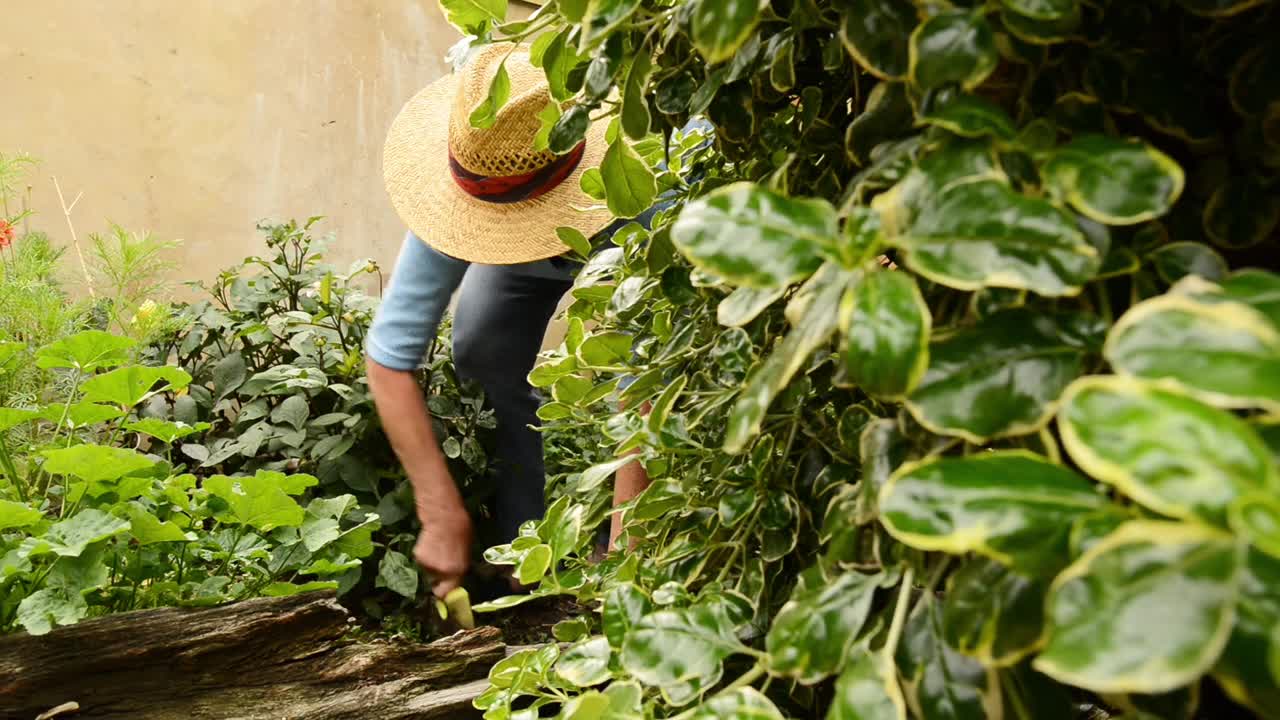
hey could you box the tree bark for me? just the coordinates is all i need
[0,592,504,719]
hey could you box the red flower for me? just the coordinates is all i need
[0,220,13,249]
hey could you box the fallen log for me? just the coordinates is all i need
[0,592,504,720]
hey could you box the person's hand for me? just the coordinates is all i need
[413,495,473,599]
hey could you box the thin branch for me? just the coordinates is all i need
[52,176,95,297]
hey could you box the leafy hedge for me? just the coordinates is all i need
[443,0,1280,717]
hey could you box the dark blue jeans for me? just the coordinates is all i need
[450,258,576,544]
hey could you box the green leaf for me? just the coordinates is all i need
[125,418,209,444]
[1104,278,1280,411]
[262,580,339,597]
[841,270,930,398]
[0,499,43,530]
[558,636,614,687]
[621,52,652,141]
[204,473,306,532]
[577,331,633,369]
[839,0,917,80]
[604,582,653,647]
[557,226,592,259]
[41,509,131,557]
[518,543,552,584]
[1001,0,1079,21]
[0,407,39,432]
[896,597,1002,720]
[438,0,505,33]
[622,602,745,705]
[81,365,191,409]
[826,646,908,720]
[1148,242,1228,285]
[1042,135,1184,225]
[48,401,124,429]
[532,101,561,153]
[16,587,87,635]
[601,137,657,219]
[909,11,998,91]
[717,286,786,327]
[1059,376,1276,527]
[918,93,1016,140]
[767,566,882,683]
[270,394,310,431]
[1212,548,1280,718]
[1035,521,1241,694]
[469,60,511,129]
[126,503,189,544]
[1232,493,1280,560]
[943,557,1047,666]
[545,32,586,105]
[691,688,785,719]
[886,179,1100,297]
[211,352,247,400]
[377,549,419,599]
[42,445,157,485]
[36,330,135,372]
[725,264,850,453]
[691,0,762,64]
[880,451,1107,570]
[672,182,836,289]
[906,309,1100,443]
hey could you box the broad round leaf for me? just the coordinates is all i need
[691,0,763,64]
[1041,135,1184,225]
[621,603,744,703]
[42,445,157,485]
[1212,548,1280,717]
[691,687,784,719]
[906,309,1100,443]
[602,137,658,219]
[841,270,930,398]
[895,597,1003,720]
[880,451,1107,570]
[204,474,306,532]
[908,11,998,91]
[1203,174,1280,250]
[16,587,87,636]
[1231,494,1280,560]
[35,330,135,372]
[766,567,883,683]
[81,365,192,409]
[558,636,614,687]
[917,93,1016,140]
[1059,376,1276,526]
[40,509,132,558]
[1001,0,1079,20]
[437,0,506,33]
[1035,521,1241,694]
[826,646,907,720]
[839,0,918,80]
[0,499,44,531]
[672,182,836,289]
[889,179,1100,297]
[1105,278,1280,411]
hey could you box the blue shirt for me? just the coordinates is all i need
[366,120,712,372]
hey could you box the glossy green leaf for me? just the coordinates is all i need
[376,549,418,598]
[518,543,552,584]
[1035,521,1241,694]
[532,100,561,153]
[717,286,786,327]
[581,0,640,49]
[918,93,1016,140]
[577,331,633,369]
[888,180,1100,297]
[839,0,917,80]
[1042,135,1184,225]
[40,509,131,558]
[621,52,652,141]
[672,182,836,289]
[602,137,657,219]
[1213,548,1280,717]
[724,264,849,453]
[841,270,930,398]
[1148,242,1228,285]
[1232,494,1280,560]
[125,503,189,545]
[943,557,1047,666]
[1059,376,1275,526]
[0,499,43,530]
[621,602,745,704]
[768,566,882,683]
[604,582,653,648]
[204,473,306,532]
[896,597,1002,720]
[826,645,907,720]
[691,0,763,64]
[558,636,614,687]
[36,330,135,372]
[1105,277,1280,410]
[1000,0,1079,21]
[438,0,506,33]
[880,451,1107,569]
[906,309,1099,443]
[909,11,998,91]
[691,687,784,719]
[42,445,156,485]
[468,60,509,129]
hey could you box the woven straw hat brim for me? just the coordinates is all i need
[383,73,612,265]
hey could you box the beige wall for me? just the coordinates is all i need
[1,0,534,298]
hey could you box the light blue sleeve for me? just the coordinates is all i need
[365,232,470,371]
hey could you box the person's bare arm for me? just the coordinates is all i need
[366,357,472,598]
[609,400,652,549]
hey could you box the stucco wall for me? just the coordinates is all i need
[1,0,534,297]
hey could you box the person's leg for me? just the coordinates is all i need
[451,261,572,545]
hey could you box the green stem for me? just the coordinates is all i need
[882,566,916,661]
[0,436,26,502]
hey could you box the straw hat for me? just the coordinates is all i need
[383,43,612,265]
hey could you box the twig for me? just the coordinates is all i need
[52,176,95,297]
